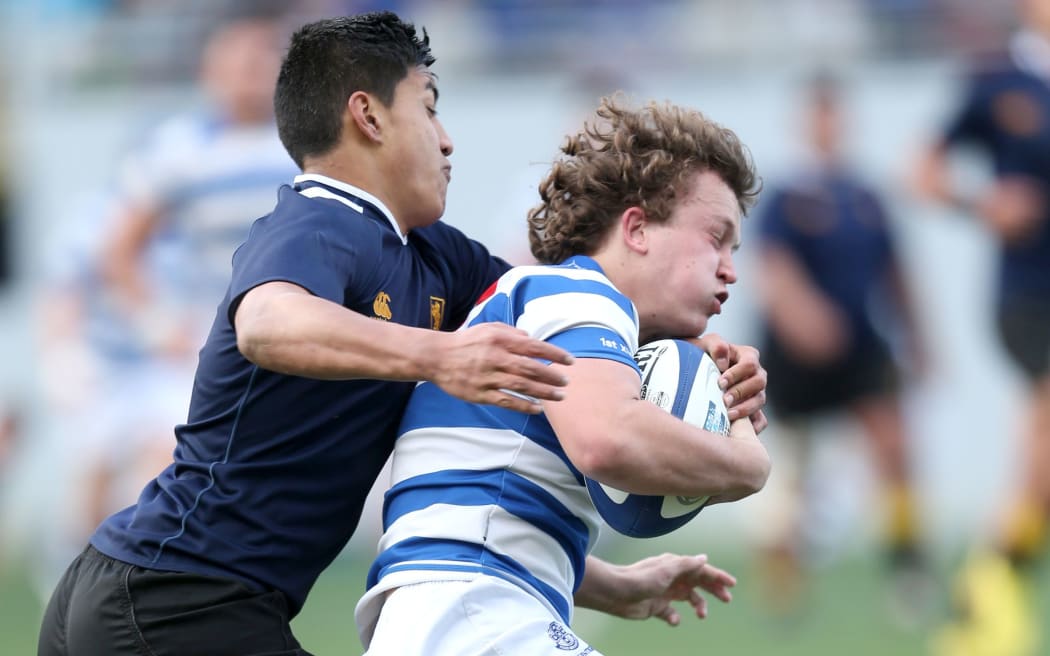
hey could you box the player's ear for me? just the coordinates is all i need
[347,91,383,143]
[621,207,649,255]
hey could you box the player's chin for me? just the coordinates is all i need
[651,315,708,342]
[683,315,710,337]
[423,198,447,224]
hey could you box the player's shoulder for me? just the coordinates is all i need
[496,259,633,319]
[508,258,619,292]
[292,186,384,227]
[762,173,824,211]
[243,186,381,246]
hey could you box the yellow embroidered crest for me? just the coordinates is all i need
[373,291,392,320]
[429,296,446,330]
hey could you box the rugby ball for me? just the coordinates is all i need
[585,339,730,538]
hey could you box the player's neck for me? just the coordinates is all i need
[303,152,385,206]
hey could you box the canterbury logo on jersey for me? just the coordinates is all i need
[373,291,392,320]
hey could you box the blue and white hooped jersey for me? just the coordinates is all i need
[357,255,641,637]
[116,110,298,326]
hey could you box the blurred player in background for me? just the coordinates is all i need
[912,1,1050,654]
[74,13,295,529]
[96,12,300,503]
[753,72,931,623]
[31,8,297,604]
[101,12,295,349]
[357,95,769,656]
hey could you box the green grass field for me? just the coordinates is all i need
[9,540,1045,656]
[291,543,935,656]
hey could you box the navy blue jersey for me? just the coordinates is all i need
[757,169,896,353]
[91,174,510,615]
[941,40,1050,301]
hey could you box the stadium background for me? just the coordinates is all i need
[0,1,1046,654]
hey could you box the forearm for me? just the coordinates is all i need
[577,553,736,623]
[235,281,575,412]
[549,360,770,500]
[704,418,769,504]
[599,404,770,499]
[236,285,442,381]
[758,248,835,340]
[100,205,160,305]
[575,556,622,613]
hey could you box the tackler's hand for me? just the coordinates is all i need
[430,322,575,414]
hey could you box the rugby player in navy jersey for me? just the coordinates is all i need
[913,2,1050,654]
[752,73,932,624]
[357,96,771,655]
[38,12,770,656]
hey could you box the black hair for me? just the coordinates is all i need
[274,11,435,169]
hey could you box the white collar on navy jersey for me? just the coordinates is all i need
[293,173,407,245]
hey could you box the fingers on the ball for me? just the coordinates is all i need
[726,377,764,407]
[728,398,761,420]
[741,391,767,416]
[751,409,769,434]
[704,334,728,354]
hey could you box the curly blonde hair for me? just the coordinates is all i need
[528,95,760,264]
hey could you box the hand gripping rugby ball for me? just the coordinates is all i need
[585,339,731,538]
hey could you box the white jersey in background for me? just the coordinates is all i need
[116,110,298,331]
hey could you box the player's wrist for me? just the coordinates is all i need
[407,327,446,384]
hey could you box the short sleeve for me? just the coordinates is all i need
[510,272,639,370]
[418,221,511,328]
[226,219,371,323]
[755,188,800,249]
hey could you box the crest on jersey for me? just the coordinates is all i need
[547,622,579,650]
[430,296,446,330]
[373,291,392,320]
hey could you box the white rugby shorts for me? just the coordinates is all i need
[361,576,602,656]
